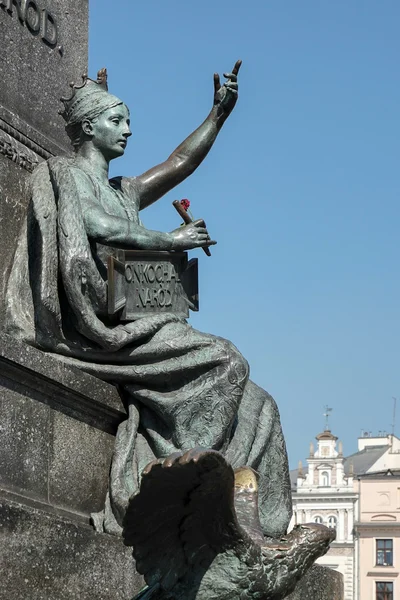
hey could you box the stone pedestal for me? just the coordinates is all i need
[0,334,344,599]
[0,3,146,597]
[0,334,143,599]
[0,0,88,319]
[288,565,344,600]
[1,499,141,600]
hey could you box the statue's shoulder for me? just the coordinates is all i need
[30,156,76,184]
[110,176,141,220]
[111,175,140,203]
[41,155,75,172]
[46,155,81,176]
[43,156,96,193]
[110,175,137,192]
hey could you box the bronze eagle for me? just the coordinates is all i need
[123,448,335,600]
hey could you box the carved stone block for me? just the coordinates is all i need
[0,334,125,517]
[0,0,88,320]
[287,565,344,600]
[0,0,88,152]
[0,498,142,600]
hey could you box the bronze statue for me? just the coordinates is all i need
[4,62,334,598]
[124,449,335,600]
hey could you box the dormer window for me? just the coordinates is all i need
[320,470,330,487]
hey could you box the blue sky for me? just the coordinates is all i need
[89,1,400,467]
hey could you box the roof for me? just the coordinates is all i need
[357,468,400,479]
[344,444,388,476]
[315,430,338,441]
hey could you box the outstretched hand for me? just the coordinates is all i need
[213,59,242,121]
[170,219,217,252]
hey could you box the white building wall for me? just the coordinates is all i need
[291,430,364,599]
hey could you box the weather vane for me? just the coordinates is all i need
[323,405,332,431]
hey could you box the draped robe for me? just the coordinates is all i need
[4,156,292,536]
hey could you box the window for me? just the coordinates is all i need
[314,516,323,524]
[376,582,393,600]
[376,540,393,566]
[327,516,337,529]
[320,471,330,486]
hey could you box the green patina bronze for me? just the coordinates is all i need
[4,62,334,599]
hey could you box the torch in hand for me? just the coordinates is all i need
[172,200,212,257]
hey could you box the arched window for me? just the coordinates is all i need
[321,471,330,486]
[314,516,323,524]
[327,516,337,529]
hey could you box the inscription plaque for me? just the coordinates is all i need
[108,251,199,320]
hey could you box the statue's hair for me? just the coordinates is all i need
[60,68,122,149]
[65,122,90,150]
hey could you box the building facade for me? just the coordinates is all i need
[355,469,400,600]
[290,430,400,600]
[290,430,357,600]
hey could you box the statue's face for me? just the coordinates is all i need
[88,103,132,160]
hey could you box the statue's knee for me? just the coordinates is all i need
[217,337,249,382]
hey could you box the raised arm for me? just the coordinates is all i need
[135,60,242,210]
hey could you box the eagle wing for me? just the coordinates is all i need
[123,448,247,593]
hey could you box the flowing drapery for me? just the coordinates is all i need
[4,157,292,537]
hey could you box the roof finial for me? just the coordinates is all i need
[323,405,332,431]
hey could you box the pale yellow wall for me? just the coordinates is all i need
[358,533,399,600]
[358,478,400,600]
[359,478,400,519]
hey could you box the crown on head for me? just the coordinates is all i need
[59,68,109,124]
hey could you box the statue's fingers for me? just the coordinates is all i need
[142,457,164,475]
[224,72,237,83]
[179,448,205,465]
[162,452,184,468]
[195,237,217,247]
[193,218,206,228]
[232,59,242,76]
[213,73,221,93]
[224,82,238,92]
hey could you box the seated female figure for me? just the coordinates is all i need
[5,65,291,537]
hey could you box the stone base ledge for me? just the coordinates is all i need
[0,495,143,600]
[0,334,125,433]
[0,493,344,600]
[0,335,126,519]
[0,104,66,158]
